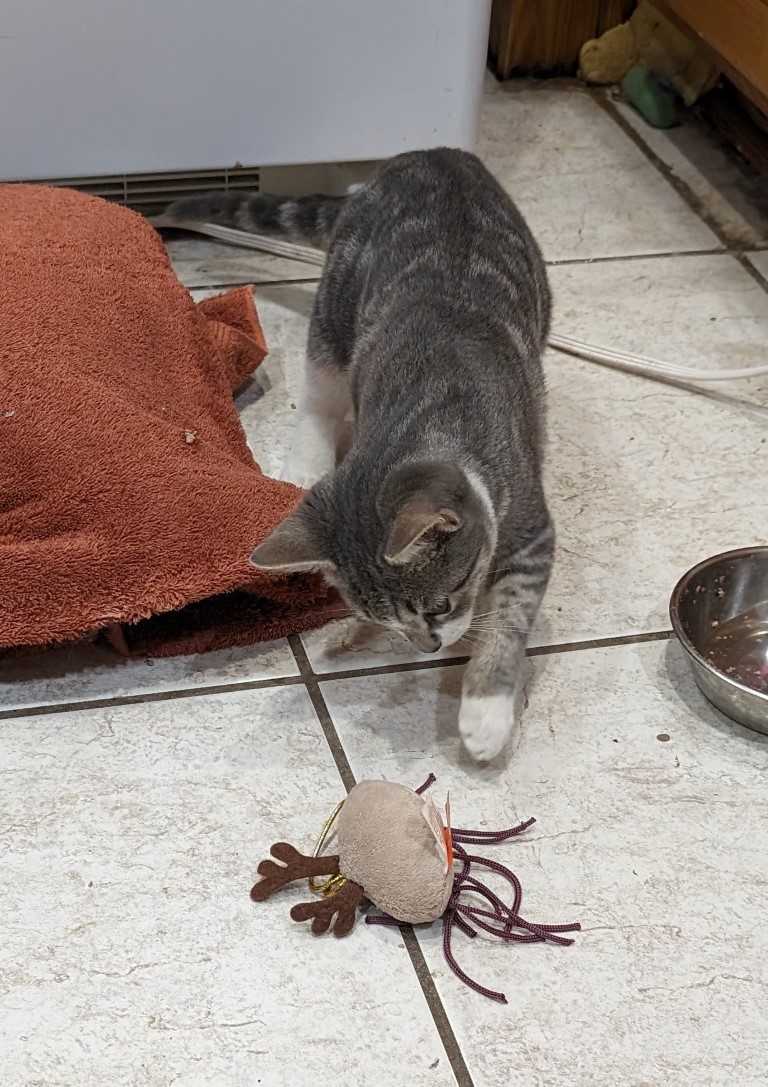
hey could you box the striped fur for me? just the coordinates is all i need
[162,191,343,246]
[217,149,554,762]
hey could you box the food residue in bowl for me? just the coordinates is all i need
[701,602,768,696]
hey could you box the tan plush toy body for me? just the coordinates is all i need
[339,780,454,922]
[579,0,718,107]
[251,775,581,1003]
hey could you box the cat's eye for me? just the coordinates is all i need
[427,598,451,618]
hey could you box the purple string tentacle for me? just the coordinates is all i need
[453,874,541,942]
[456,904,579,945]
[456,905,541,943]
[414,773,436,795]
[455,861,580,943]
[457,874,512,922]
[365,913,402,928]
[460,857,524,915]
[363,774,582,1003]
[451,816,536,845]
[451,911,478,938]
[443,892,509,1004]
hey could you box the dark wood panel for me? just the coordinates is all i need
[490,0,636,79]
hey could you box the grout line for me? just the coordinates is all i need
[590,88,729,244]
[288,636,355,791]
[308,629,676,683]
[592,89,768,307]
[181,253,734,296]
[176,242,768,287]
[0,672,307,721]
[317,655,471,679]
[0,631,676,722]
[546,247,726,267]
[399,928,476,1087]
[254,276,321,287]
[530,628,674,656]
[287,636,476,1087]
[590,89,732,249]
[734,249,768,294]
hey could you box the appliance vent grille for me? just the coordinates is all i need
[10,166,261,216]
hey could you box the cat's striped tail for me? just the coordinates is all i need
[160,191,345,247]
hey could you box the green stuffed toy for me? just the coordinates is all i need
[579,1,719,127]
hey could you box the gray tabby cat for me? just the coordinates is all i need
[164,148,553,761]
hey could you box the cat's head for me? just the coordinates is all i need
[250,461,495,652]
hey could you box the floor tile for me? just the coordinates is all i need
[477,82,719,261]
[321,641,768,1087]
[0,686,453,1087]
[544,252,768,641]
[613,94,768,248]
[745,249,768,283]
[549,251,768,386]
[0,639,298,712]
[166,235,321,290]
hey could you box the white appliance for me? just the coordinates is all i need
[1,0,491,187]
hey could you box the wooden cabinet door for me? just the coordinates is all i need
[655,0,768,113]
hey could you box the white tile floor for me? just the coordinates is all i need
[3,79,768,1087]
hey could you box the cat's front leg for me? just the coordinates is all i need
[458,522,553,761]
[458,622,528,762]
[282,357,350,488]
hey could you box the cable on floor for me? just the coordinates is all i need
[153,220,768,387]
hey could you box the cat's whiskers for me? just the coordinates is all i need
[480,627,503,668]
[486,565,518,578]
[469,621,531,636]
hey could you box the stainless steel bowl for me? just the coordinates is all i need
[670,547,768,735]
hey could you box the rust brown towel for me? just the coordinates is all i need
[0,185,339,658]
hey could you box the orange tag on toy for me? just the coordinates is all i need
[444,793,453,868]
[421,796,449,872]
[422,793,453,873]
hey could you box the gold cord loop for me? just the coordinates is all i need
[309,798,346,895]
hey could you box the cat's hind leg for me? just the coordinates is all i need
[458,517,554,761]
[281,353,351,488]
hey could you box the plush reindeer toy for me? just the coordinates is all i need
[250,777,581,1003]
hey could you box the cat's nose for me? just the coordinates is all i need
[409,631,441,654]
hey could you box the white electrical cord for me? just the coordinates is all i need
[548,333,768,383]
[154,219,768,385]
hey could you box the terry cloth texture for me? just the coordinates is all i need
[0,184,339,658]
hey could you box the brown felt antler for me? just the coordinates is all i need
[250,842,340,902]
[290,880,365,938]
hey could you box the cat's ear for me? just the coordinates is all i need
[384,497,462,566]
[250,507,333,574]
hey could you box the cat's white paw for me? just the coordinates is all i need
[458,692,517,762]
